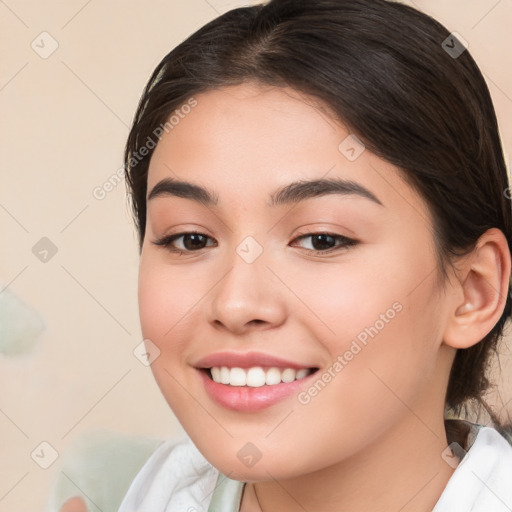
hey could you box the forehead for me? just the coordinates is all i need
[147,82,341,180]
[146,82,431,224]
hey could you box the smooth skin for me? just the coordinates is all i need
[133,82,510,512]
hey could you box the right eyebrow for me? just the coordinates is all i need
[147,178,218,206]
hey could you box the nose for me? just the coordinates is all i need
[208,243,287,335]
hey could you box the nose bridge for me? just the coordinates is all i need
[208,234,285,332]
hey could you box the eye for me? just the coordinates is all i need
[151,230,358,256]
[151,231,216,254]
[290,232,358,255]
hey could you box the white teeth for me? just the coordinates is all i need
[281,368,296,383]
[211,367,221,382]
[265,367,282,385]
[209,366,313,387]
[230,367,247,386]
[220,366,230,384]
[247,367,266,387]
[296,368,310,379]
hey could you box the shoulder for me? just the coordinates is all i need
[117,435,219,512]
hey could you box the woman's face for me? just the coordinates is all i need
[138,82,457,480]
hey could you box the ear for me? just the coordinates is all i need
[443,228,511,349]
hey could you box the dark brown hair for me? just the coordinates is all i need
[124,0,512,443]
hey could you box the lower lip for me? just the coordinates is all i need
[198,369,317,412]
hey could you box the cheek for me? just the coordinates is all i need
[310,248,442,407]
[138,265,170,342]
[137,255,202,343]
[289,251,407,341]
[137,259,199,410]
[328,269,443,425]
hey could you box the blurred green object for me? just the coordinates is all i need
[47,429,162,512]
[0,282,45,356]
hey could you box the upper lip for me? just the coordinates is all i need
[194,351,316,370]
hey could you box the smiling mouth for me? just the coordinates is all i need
[203,366,319,387]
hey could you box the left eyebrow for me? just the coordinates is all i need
[268,177,384,207]
[146,176,384,208]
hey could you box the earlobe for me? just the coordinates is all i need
[443,228,511,350]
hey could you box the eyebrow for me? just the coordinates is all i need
[147,176,384,208]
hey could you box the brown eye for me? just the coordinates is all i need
[291,232,358,254]
[179,233,209,250]
[152,231,216,254]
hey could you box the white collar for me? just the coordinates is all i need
[432,424,512,511]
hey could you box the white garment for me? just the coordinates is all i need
[432,426,512,511]
[117,423,512,512]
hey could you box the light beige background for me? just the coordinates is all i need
[0,0,511,510]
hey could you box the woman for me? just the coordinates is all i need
[64,0,512,510]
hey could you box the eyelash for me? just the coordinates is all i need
[151,230,358,256]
